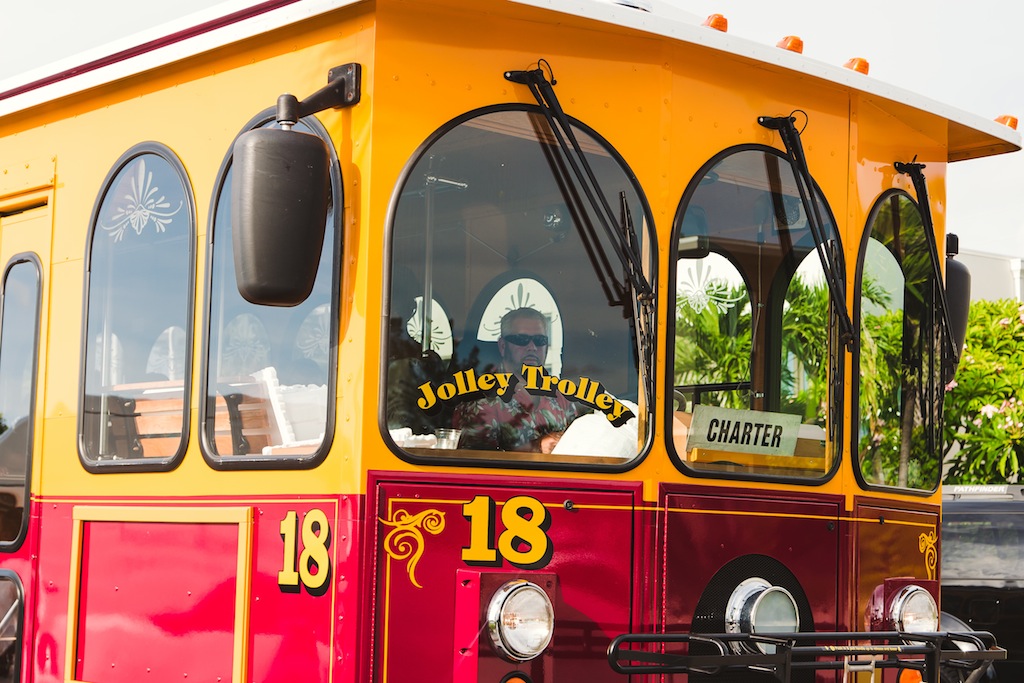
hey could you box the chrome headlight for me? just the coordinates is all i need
[890,585,938,633]
[726,578,800,652]
[486,580,554,662]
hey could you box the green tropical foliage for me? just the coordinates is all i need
[674,278,751,409]
[673,255,1024,486]
[673,268,833,423]
[855,280,943,489]
[779,275,829,424]
[943,299,1024,483]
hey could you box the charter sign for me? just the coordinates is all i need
[688,405,801,456]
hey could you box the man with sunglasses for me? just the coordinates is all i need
[453,307,579,452]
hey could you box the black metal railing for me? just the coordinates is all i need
[608,631,1003,681]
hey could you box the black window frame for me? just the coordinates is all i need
[666,143,844,484]
[0,254,41,551]
[198,110,341,471]
[381,103,657,473]
[853,189,944,494]
[77,142,196,473]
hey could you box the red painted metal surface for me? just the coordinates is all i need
[25,495,363,683]
[75,520,238,681]
[8,487,939,683]
[855,499,940,630]
[371,473,642,683]
[661,488,842,635]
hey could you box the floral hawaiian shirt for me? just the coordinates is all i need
[452,385,579,451]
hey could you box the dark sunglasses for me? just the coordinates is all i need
[503,334,549,347]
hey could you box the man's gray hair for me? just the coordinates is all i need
[500,307,550,336]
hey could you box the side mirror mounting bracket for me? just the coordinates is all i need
[276,62,362,128]
[230,62,362,307]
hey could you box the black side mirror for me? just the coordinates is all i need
[232,127,330,306]
[944,233,971,383]
[230,63,361,306]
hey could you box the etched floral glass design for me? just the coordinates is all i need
[100,157,183,241]
[81,147,194,465]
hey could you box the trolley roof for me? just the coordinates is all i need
[1,0,1019,161]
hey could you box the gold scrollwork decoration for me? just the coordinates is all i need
[919,529,938,580]
[380,508,446,588]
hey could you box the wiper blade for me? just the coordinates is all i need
[620,193,656,412]
[505,63,653,299]
[758,114,854,348]
[894,160,958,365]
[506,60,654,412]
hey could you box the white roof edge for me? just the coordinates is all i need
[512,0,1022,157]
[2,0,1019,157]
[0,0,363,118]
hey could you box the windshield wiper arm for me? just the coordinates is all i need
[894,160,959,365]
[505,64,653,300]
[758,114,855,348]
[506,61,655,411]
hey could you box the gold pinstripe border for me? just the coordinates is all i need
[395,497,935,528]
[64,506,253,683]
[377,492,937,681]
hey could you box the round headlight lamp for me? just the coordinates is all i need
[890,585,938,633]
[726,578,800,653]
[486,580,554,662]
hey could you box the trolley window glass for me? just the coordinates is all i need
[0,573,23,681]
[943,507,1024,582]
[856,191,942,491]
[0,258,39,546]
[200,116,338,468]
[669,146,840,480]
[384,106,652,467]
[80,145,195,469]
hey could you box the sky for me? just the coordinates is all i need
[680,1,1024,258]
[2,0,1023,256]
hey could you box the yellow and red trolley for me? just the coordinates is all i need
[0,0,1018,681]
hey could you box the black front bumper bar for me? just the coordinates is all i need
[608,630,1003,681]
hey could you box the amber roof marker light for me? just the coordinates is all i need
[996,114,1019,130]
[776,36,804,53]
[702,13,728,32]
[843,57,870,74]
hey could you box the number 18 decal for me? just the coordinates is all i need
[279,509,332,595]
[461,495,553,569]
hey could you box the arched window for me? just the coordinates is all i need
[670,146,841,480]
[856,191,942,491]
[80,144,195,469]
[0,257,40,545]
[384,106,653,465]
[200,116,339,468]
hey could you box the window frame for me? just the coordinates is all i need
[198,110,341,471]
[0,570,25,681]
[77,142,196,473]
[0,254,41,551]
[853,189,943,495]
[380,103,656,472]
[665,143,843,484]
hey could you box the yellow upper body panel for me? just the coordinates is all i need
[0,0,1014,503]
